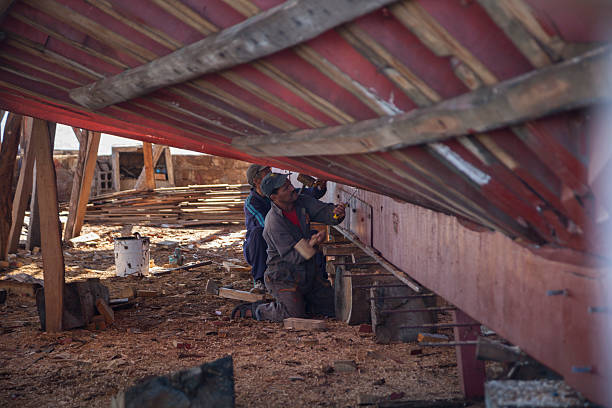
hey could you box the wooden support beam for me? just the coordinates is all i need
[134,144,164,190]
[233,45,612,157]
[68,0,397,110]
[453,310,486,399]
[26,122,56,251]
[64,130,101,241]
[7,117,34,253]
[0,113,22,260]
[141,142,156,191]
[30,118,64,333]
[164,147,175,186]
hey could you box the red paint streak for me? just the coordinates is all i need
[417,0,534,78]
[354,10,469,99]
[307,29,417,112]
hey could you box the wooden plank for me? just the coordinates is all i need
[95,298,115,324]
[30,118,64,333]
[111,148,120,192]
[134,144,164,190]
[7,116,34,253]
[333,225,422,293]
[69,0,398,110]
[0,113,22,260]
[164,147,175,186]
[63,128,89,241]
[476,0,553,68]
[71,131,101,239]
[218,287,264,302]
[140,142,156,191]
[233,45,612,157]
[283,317,327,330]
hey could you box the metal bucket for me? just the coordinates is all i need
[113,232,150,277]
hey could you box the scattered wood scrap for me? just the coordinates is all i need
[71,184,250,226]
[149,260,212,276]
[283,318,327,330]
[206,279,264,302]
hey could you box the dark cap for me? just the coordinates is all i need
[260,173,288,197]
[246,164,270,187]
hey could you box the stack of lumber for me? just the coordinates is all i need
[80,184,250,226]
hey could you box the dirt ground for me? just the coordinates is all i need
[0,223,483,407]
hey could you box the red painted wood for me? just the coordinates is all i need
[231,64,341,127]
[353,10,469,99]
[173,83,283,134]
[183,0,249,29]
[453,310,485,399]
[203,73,316,130]
[56,0,174,57]
[0,43,94,85]
[10,2,143,69]
[358,188,611,406]
[417,0,534,78]
[0,56,79,90]
[152,89,265,135]
[263,49,380,121]
[525,0,612,42]
[307,29,417,112]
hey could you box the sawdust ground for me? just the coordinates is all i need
[0,224,485,407]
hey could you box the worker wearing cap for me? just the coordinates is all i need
[235,172,344,321]
[243,164,273,292]
[243,165,328,292]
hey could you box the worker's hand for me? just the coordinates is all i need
[309,230,326,247]
[333,203,346,219]
[314,179,327,189]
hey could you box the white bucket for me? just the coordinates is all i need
[114,232,150,277]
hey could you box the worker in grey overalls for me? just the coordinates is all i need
[232,172,345,321]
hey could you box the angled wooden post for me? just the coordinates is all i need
[64,130,100,240]
[31,118,64,332]
[164,147,175,186]
[7,116,34,254]
[0,113,22,260]
[141,142,156,191]
[134,144,164,190]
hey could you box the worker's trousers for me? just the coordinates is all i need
[255,261,335,322]
[243,229,268,282]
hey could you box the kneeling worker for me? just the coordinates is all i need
[233,172,345,321]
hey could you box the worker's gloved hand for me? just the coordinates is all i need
[333,203,346,220]
[308,230,326,247]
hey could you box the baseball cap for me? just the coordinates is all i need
[246,164,270,187]
[260,173,288,197]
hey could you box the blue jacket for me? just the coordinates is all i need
[244,188,271,240]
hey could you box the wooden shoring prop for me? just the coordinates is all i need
[7,116,34,254]
[30,118,64,332]
[0,112,22,260]
[137,142,157,191]
[69,0,397,110]
[64,130,101,241]
[233,45,612,157]
[453,310,486,399]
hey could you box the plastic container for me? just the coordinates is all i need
[113,232,150,277]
